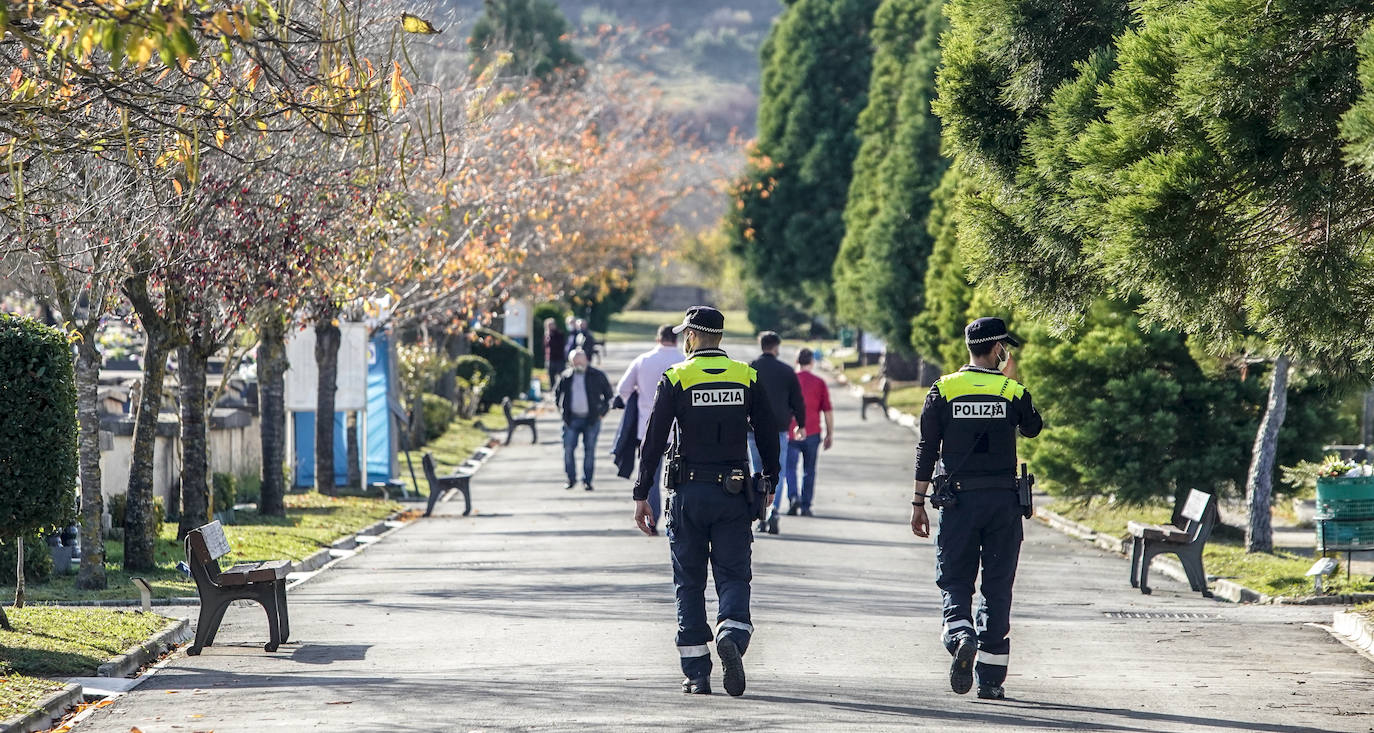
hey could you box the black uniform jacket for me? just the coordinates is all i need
[633,348,779,500]
[913,366,1043,488]
[749,352,805,432]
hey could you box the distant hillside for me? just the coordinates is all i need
[438,0,785,140]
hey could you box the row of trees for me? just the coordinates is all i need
[1,0,688,590]
[727,0,1374,551]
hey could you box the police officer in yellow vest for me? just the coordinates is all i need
[634,306,780,697]
[910,317,1042,701]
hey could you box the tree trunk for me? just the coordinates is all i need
[1245,354,1291,554]
[0,604,10,630]
[346,411,362,491]
[14,539,24,608]
[258,310,289,516]
[177,338,212,540]
[74,336,107,590]
[124,333,170,570]
[314,310,341,496]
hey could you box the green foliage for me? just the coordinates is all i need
[909,167,975,371]
[420,393,456,445]
[0,314,78,541]
[0,537,53,585]
[397,342,455,407]
[471,327,534,405]
[108,495,164,534]
[470,0,584,81]
[1018,301,1257,504]
[833,0,947,353]
[934,0,1129,325]
[453,355,495,393]
[212,473,237,514]
[725,0,881,316]
[1071,0,1374,365]
[235,473,262,505]
[1018,300,1350,505]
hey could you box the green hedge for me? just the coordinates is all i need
[212,473,237,513]
[453,355,495,389]
[471,328,532,405]
[421,392,455,444]
[0,537,53,585]
[0,314,77,547]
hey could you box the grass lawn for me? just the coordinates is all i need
[605,309,753,343]
[821,354,927,419]
[1048,499,1374,598]
[0,674,68,722]
[1,493,400,603]
[0,606,171,677]
[395,400,518,498]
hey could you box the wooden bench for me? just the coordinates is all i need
[502,396,537,445]
[860,378,890,421]
[423,452,473,517]
[1128,489,1217,598]
[184,520,291,654]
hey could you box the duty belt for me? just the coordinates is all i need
[680,463,748,488]
[950,474,1017,492]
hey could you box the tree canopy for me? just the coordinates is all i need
[725,0,880,329]
[833,0,947,354]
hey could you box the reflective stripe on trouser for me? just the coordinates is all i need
[668,479,754,680]
[935,487,1023,688]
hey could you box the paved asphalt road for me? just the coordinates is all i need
[79,340,1374,732]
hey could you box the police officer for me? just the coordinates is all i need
[633,306,780,697]
[909,317,1042,701]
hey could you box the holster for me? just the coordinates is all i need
[664,455,682,491]
[1018,463,1035,519]
[750,473,772,522]
[929,474,957,510]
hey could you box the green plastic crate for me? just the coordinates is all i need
[1315,476,1374,520]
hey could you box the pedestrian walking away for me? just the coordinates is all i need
[555,349,614,491]
[633,305,780,697]
[544,318,567,390]
[785,348,833,517]
[910,317,1042,701]
[615,324,683,531]
[749,330,804,535]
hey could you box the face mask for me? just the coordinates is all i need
[575,365,587,373]
[684,334,696,354]
[996,345,1010,370]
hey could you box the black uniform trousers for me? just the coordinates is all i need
[935,487,1022,687]
[666,479,754,680]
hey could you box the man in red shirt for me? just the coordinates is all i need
[785,348,834,516]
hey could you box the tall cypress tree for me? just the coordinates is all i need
[833,0,947,354]
[909,167,974,370]
[726,0,881,328]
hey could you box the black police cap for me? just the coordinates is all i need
[965,317,1020,347]
[673,305,725,335]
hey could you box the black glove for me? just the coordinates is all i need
[612,395,625,409]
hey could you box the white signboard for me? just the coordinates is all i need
[284,322,370,412]
[503,299,531,339]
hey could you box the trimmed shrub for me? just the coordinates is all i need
[421,392,455,444]
[236,473,262,505]
[454,355,495,390]
[212,473,237,513]
[0,536,53,585]
[109,495,165,533]
[0,314,77,590]
[471,328,533,406]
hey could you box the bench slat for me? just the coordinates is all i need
[218,559,292,586]
[1127,521,1190,543]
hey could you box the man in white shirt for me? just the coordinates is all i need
[616,324,683,531]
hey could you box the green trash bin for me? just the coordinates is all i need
[1315,476,1374,520]
[839,327,855,348]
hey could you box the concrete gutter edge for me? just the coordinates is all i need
[0,682,82,733]
[96,617,192,678]
[1331,611,1374,660]
[1035,506,1271,604]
